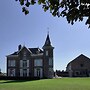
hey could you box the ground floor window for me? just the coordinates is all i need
[8,68,15,76]
[34,68,43,78]
[20,69,29,77]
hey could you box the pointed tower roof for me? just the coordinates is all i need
[44,32,51,46]
[43,32,54,49]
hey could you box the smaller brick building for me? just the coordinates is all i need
[66,54,90,77]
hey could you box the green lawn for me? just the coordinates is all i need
[0,78,90,90]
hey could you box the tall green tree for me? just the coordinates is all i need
[15,0,90,28]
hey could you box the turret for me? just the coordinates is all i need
[42,33,54,78]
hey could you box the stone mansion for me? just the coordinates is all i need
[6,34,54,78]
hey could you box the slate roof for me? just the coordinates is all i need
[11,52,18,55]
[28,48,43,54]
[44,34,51,46]
[9,48,43,56]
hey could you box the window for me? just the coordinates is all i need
[8,69,15,76]
[20,60,29,68]
[49,58,53,66]
[34,59,42,66]
[20,69,29,77]
[23,60,27,67]
[8,60,15,67]
[46,51,48,56]
[23,69,27,77]
[34,68,43,78]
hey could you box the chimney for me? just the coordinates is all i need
[18,45,22,51]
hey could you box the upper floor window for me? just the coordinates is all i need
[49,58,53,66]
[46,51,48,56]
[34,59,42,66]
[23,60,27,67]
[8,60,15,67]
[20,60,29,68]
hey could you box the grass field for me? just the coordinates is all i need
[0,78,90,90]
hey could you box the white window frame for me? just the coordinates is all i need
[20,60,23,67]
[20,60,29,68]
[20,69,23,76]
[46,51,48,56]
[23,60,27,67]
[34,68,43,78]
[49,58,53,66]
[34,59,43,66]
[8,60,15,67]
[8,69,15,76]
[27,69,29,76]
[27,60,29,67]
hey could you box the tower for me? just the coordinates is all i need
[42,33,54,78]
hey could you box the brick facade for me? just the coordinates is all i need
[66,54,90,77]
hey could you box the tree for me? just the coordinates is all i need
[15,0,90,28]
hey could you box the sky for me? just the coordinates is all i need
[1,0,90,73]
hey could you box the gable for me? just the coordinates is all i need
[67,54,90,68]
[18,46,32,54]
[72,54,90,63]
[7,46,43,57]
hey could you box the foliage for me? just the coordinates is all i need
[15,0,90,28]
[0,78,90,90]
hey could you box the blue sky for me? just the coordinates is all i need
[0,0,90,73]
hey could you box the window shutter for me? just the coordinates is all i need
[20,60,23,67]
[27,60,29,67]
[27,69,29,76]
[34,68,37,77]
[20,69,23,76]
